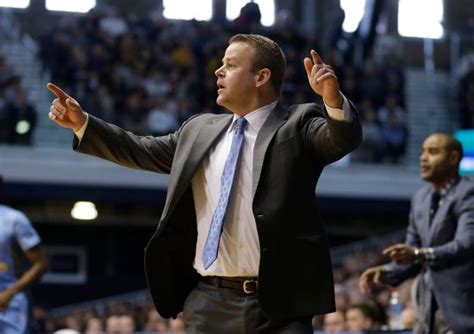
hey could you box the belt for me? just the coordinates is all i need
[200,276,258,294]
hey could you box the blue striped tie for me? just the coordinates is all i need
[202,117,248,270]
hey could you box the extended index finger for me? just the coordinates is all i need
[311,50,323,65]
[382,243,405,255]
[47,82,69,104]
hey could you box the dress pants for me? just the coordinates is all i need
[182,281,313,334]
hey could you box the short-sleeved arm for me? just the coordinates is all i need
[13,212,41,251]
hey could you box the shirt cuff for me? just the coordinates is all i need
[324,94,352,122]
[414,247,436,266]
[74,113,89,141]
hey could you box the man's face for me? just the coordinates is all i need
[420,134,457,182]
[215,42,258,113]
[118,315,135,334]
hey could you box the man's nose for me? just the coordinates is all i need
[215,66,224,77]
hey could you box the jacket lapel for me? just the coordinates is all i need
[165,115,233,219]
[415,190,432,246]
[252,104,288,198]
[184,115,233,179]
[428,192,454,243]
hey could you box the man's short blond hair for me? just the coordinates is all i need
[229,34,286,95]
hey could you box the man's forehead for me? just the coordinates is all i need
[224,42,253,56]
[222,54,237,62]
[423,134,448,148]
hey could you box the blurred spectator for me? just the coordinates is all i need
[334,283,350,309]
[31,305,48,334]
[168,313,185,332]
[1,55,37,146]
[352,99,381,162]
[146,97,179,136]
[143,309,169,332]
[99,8,129,38]
[365,299,388,329]
[117,314,135,334]
[0,8,20,41]
[63,315,81,332]
[84,316,104,334]
[3,88,37,145]
[359,60,385,108]
[381,53,406,107]
[232,2,263,34]
[323,310,346,332]
[401,305,416,330]
[345,303,378,331]
[376,95,407,163]
[105,314,120,333]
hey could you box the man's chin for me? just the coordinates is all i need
[216,97,227,108]
[420,173,431,182]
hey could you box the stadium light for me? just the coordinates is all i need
[15,120,31,135]
[71,201,98,220]
[340,0,366,33]
[45,0,95,13]
[163,0,212,21]
[0,0,29,9]
[398,0,443,39]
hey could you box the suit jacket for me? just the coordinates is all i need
[74,102,362,321]
[383,176,474,333]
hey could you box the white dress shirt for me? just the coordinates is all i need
[191,97,351,277]
[75,97,352,277]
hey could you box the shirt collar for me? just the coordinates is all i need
[435,175,460,197]
[231,100,278,134]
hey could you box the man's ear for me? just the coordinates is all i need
[255,68,271,88]
[449,150,461,166]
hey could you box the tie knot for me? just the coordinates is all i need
[235,117,247,134]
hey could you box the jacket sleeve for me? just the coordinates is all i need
[300,101,362,165]
[429,184,474,269]
[73,114,193,174]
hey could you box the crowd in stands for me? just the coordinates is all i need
[34,5,408,163]
[32,300,187,333]
[313,246,416,332]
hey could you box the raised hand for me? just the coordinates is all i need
[359,266,385,294]
[47,83,87,132]
[303,50,343,108]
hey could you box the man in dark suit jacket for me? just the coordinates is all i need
[47,34,362,333]
[360,133,474,334]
